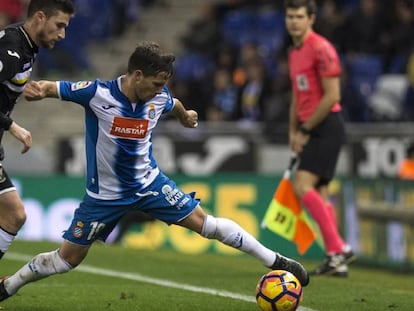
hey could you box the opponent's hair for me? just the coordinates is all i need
[128,41,175,77]
[27,0,75,18]
[284,0,317,16]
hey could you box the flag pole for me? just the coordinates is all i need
[261,154,298,229]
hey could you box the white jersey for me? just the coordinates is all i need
[57,76,175,200]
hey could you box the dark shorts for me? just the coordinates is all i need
[298,113,345,186]
[0,164,15,193]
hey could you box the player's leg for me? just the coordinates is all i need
[0,199,126,301]
[295,113,354,275]
[177,206,309,286]
[318,185,338,228]
[0,241,89,301]
[141,172,308,285]
[0,166,26,259]
[294,170,345,255]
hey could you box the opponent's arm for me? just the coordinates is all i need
[11,80,59,154]
[170,98,198,128]
[23,80,59,101]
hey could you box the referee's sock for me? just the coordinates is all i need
[302,189,344,254]
[0,226,16,259]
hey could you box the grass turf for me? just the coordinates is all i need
[0,240,413,310]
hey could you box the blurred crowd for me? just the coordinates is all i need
[2,0,414,127]
[168,0,414,128]
[0,0,159,78]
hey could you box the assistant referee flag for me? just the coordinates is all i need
[261,166,318,255]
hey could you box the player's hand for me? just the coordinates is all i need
[8,122,32,154]
[23,81,45,101]
[180,110,198,128]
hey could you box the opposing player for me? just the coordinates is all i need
[0,41,308,303]
[0,0,74,260]
[284,0,355,276]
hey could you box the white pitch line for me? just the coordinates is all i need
[5,252,317,311]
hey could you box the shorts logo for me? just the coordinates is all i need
[0,60,3,73]
[161,185,189,209]
[73,221,84,238]
[71,81,91,91]
[110,117,148,139]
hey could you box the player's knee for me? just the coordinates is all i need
[293,181,310,198]
[3,206,26,232]
[13,208,26,229]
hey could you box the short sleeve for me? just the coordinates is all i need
[315,40,341,77]
[0,48,21,82]
[58,80,98,107]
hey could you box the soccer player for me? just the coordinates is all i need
[284,0,355,276]
[0,41,309,302]
[0,0,74,260]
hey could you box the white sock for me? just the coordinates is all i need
[4,249,72,295]
[343,244,352,253]
[201,215,276,267]
[0,226,15,258]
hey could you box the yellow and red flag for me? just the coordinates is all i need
[261,158,320,255]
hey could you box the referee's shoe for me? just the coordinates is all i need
[310,249,356,277]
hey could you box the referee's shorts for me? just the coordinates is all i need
[298,112,345,186]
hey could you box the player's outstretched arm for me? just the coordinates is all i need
[170,98,198,128]
[23,80,58,101]
[8,122,32,154]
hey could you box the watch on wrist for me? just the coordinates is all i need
[299,125,311,135]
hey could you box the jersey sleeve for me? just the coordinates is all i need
[315,40,341,77]
[0,43,21,82]
[57,80,98,107]
[161,86,174,113]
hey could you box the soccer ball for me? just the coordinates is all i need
[255,270,303,311]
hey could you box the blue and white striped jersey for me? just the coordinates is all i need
[57,76,175,200]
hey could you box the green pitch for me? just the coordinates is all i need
[0,240,413,310]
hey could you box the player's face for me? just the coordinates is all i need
[36,11,72,49]
[285,7,314,44]
[135,71,169,102]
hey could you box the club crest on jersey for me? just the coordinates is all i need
[110,116,149,139]
[71,81,91,91]
[148,104,156,119]
[72,221,84,238]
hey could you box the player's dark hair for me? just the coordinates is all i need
[128,41,175,77]
[284,0,316,16]
[27,0,75,18]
